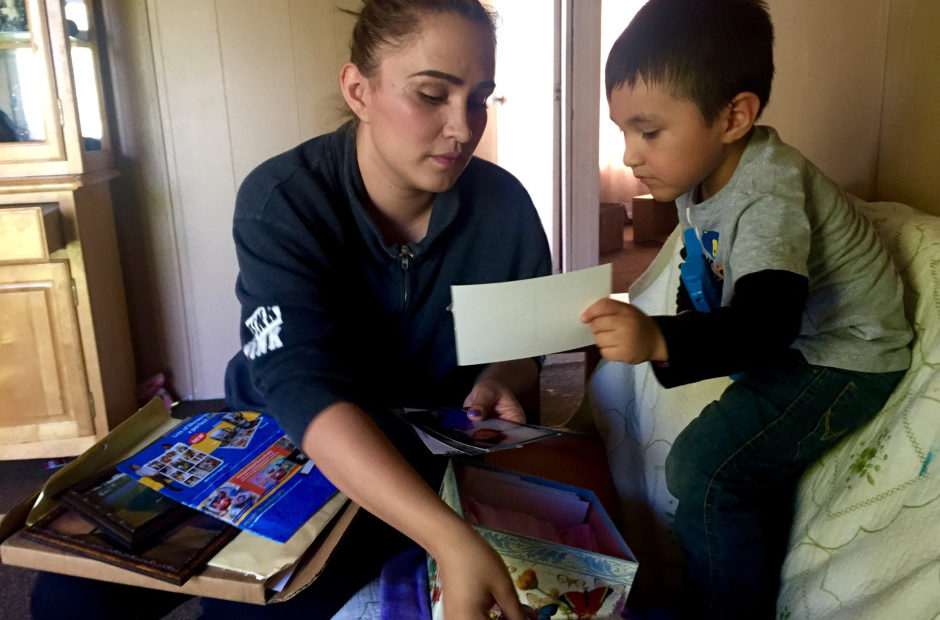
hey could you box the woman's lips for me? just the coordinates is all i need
[431,153,461,167]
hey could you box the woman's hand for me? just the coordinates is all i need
[463,377,525,424]
[580,298,668,364]
[433,522,525,620]
[303,403,523,617]
[463,358,539,423]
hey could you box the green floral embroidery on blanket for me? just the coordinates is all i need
[847,428,891,486]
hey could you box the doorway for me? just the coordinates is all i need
[481,0,661,284]
[596,0,670,293]
[478,0,558,268]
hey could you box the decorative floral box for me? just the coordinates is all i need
[429,460,638,619]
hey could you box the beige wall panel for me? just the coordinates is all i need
[762,0,889,198]
[290,0,360,139]
[100,0,192,397]
[104,0,362,400]
[149,0,239,398]
[217,0,300,184]
[876,0,940,215]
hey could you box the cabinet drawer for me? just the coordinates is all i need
[0,205,65,262]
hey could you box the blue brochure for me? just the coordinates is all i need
[117,411,337,543]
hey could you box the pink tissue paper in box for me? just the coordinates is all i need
[429,460,638,619]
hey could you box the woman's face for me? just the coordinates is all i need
[355,13,496,201]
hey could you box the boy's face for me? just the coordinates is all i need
[609,77,729,202]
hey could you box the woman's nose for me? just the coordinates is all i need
[443,105,473,143]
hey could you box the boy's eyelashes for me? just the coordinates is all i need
[614,121,662,140]
[617,126,661,140]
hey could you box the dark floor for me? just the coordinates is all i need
[603,220,667,295]
[0,223,664,619]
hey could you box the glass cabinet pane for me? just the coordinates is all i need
[64,0,102,151]
[0,0,110,173]
[0,0,46,143]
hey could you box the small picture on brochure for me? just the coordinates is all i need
[401,407,562,455]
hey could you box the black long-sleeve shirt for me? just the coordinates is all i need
[651,263,808,388]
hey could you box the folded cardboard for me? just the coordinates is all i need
[0,399,358,605]
[430,460,638,619]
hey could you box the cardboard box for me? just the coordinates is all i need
[430,460,638,619]
[631,194,678,244]
[599,202,626,254]
[0,399,358,605]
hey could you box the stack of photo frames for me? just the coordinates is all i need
[23,467,238,585]
[22,409,339,586]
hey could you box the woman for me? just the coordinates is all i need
[221,0,550,617]
[32,2,547,619]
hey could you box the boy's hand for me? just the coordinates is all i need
[580,298,668,364]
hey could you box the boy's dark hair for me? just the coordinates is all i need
[605,0,774,123]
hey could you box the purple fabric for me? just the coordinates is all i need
[379,545,431,620]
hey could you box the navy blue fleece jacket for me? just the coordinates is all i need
[224,123,551,444]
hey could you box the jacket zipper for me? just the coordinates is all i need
[398,245,414,306]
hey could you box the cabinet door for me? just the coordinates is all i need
[0,261,94,453]
[0,0,67,168]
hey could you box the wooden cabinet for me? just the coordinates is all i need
[0,260,94,450]
[0,0,135,459]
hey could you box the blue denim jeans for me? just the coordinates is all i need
[664,349,904,619]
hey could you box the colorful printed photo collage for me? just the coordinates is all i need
[133,443,223,490]
[207,411,261,449]
[199,436,309,524]
[202,484,259,522]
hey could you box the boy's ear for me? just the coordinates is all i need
[721,92,761,143]
[340,62,371,123]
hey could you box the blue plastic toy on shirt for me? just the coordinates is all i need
[680,227,742,380]
[680,227,720,313]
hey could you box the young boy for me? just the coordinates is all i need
[581,0,912,617]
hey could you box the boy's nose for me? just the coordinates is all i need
[622,147,642,169]
[621,135,642,168]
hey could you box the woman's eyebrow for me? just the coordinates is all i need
[408,69,496,91]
